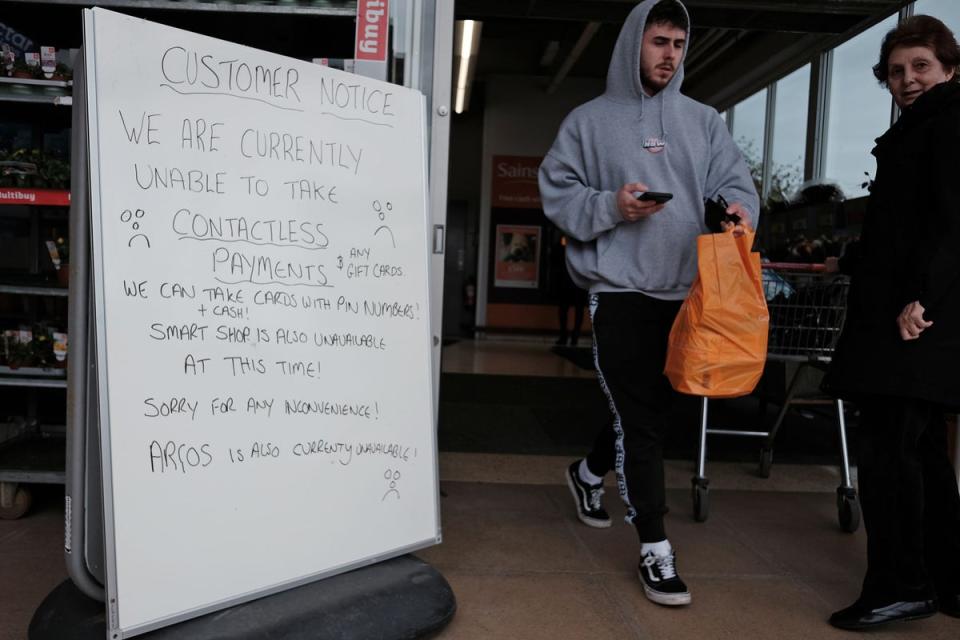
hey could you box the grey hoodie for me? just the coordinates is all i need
[539,0,759,299]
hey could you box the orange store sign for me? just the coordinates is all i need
[491,155,542,209]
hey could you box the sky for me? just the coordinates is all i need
[731,0,960,201]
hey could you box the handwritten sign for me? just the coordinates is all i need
[83,9,437,637]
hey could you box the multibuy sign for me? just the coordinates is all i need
[0,188,71,206]
[355,0,389,62]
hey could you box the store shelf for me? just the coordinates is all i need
[0,379,67,389]
[0,434,66,484]
[0,365,65,378]
[0,94,71,106]
[0,367,68,388]
[0,77,72,106]
[0,77,71,89]
[16,0,356,17]
[0,188,71,207]
[0,285,68,297]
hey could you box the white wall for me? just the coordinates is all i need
[475,75,603,326]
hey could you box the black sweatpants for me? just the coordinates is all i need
[585,292,682,543]
[857,396,960,604]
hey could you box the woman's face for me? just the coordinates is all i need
[887,44,955,108]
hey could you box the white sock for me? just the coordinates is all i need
[641,539,672,557]
[578,459,603,485]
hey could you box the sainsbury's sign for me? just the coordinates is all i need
[491,155,543,209]
[355,0,389,62]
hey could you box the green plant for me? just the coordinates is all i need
[54,235,69,264]
[0,148,70,189]
[736,137,803,213]
[44,157,70,189]
[3,337,33,369]
[11,59,40,79]
[52,62,72,81]
[30,331,55,368]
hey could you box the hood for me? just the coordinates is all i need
[605,0,690,102]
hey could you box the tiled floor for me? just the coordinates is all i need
[441,337,596,379]
[424,476,958,640]
[0,486,69,640]
[2,339,958,638]
[5,460,958,639]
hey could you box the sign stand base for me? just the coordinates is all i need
[29,555,455,639]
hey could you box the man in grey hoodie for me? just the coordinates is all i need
[540,0,759,607]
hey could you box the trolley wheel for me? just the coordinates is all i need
[692,480,709,523]
[758,448,773,479]
[836,488,860,534]
[0,486,32,520]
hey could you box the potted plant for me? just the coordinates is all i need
[51,62,72,82]
[30,330,55,368]
[17,148,46,188]
[3,336,33,370]
[0,157,39,189]
[45,234,69,287]
[39,155,70,189]
[11,60,36,80]
[0,45,14,77]
[51,330,67,369]
[56,235,69,286]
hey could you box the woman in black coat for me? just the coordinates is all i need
[822,15,960,631]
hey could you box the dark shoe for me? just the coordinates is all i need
[638,549,691,606]
[565,460,611,528]
[939,592,960,618]
[828,599,937,630]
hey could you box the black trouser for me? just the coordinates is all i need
[585,292,682,542]
[857,396,960,604]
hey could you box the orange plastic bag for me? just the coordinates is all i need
[664,230,769,398]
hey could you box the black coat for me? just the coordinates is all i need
[823,82,960,408]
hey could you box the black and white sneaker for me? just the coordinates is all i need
[638,549,692,606]
[565,460,611,528]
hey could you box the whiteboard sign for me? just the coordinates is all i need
[82,9,438,637]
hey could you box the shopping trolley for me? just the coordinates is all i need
[691,262,860,533]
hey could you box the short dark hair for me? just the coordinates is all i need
[873,14,960,85]
[646,0,688,32]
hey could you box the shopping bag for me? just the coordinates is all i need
[664,229,769,398]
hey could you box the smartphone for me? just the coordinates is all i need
[723,212,742,225]
[635,191,673,204]
[704,195,741,232]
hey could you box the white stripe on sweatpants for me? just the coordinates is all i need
[589,293,637,524]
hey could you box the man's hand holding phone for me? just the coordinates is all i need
[617,182,669,222]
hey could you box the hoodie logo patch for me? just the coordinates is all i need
[642,137,666,153]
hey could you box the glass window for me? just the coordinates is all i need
[913,0,960,32]
[731,88,767,194]
[823,16,898,199]
[769,65,810,204]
